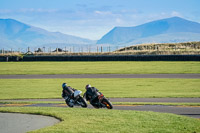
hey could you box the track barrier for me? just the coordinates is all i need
[0,55,200,62]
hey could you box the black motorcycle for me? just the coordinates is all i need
[85,92,113,109]
[65,90,87,108]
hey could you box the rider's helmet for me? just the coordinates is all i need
[62,83,67,88]
[85,84,91,90]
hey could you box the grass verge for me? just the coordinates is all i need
[0,78,199,99]
[0,61,199,74]
[0,107,199,133]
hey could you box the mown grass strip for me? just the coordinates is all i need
[0,107,200,133]
[0,61,199,75]
[0,78,199,99]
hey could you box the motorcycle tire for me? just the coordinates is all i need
[65,99,74,108]
[102,98,113,109]
[78,97,87,108]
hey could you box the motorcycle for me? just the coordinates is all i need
[85,92,113,109]
[65,90,87,108]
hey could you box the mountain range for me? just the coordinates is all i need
[97,17,200,46]
[0,19,95,49]
[1,17,200,50]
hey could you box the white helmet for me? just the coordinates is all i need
[85,84,91,89]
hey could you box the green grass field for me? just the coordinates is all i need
[0,61,200,132]
[0,107,199,133]
[0,61,200,74]
[0,78,199,99]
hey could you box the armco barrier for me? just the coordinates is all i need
[1,55,200,62]
[0,56,21,62]
[22,55,200,61]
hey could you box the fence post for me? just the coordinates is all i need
[34,48,36,54]
[88,46,90,53]
[43,47,45,53]
[97,46,99,53]
[78,47,80,53]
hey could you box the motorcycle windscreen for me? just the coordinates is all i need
[74,90,82,97]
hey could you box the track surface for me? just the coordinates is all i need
[1,98,200,118]
[0,74,200,79]
[1,98,200,103]
[0,112,60,133]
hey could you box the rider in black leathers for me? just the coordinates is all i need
[62,83,76,101]
[84,84,101,107]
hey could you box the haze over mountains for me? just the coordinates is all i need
[97,17,200,46]
[1,17,200,50]
[0,19,95,49]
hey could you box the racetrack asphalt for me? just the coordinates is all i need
[0,74,200,79]
[0,112,60,133]
[1,98,200,118]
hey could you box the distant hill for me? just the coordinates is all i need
[114,41,200,55]
[0,19,95,49]
[97,17,200,46]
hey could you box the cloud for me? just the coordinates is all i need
[94,10,113,16]
[116,18,123,24]
[0,9,12,14]
[0,8,58,14]
[19,8,58,13]
[171,11,182,17]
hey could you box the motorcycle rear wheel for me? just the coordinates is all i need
[102,98,113,109]
[65,99,74,108]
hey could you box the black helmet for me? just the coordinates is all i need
[62,83,67,88]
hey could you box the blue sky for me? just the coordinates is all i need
[0,0,200,40]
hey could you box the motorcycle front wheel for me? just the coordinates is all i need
[102,98,113,109]
[78,97,87,108]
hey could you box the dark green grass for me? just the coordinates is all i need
[0,61,199,74]
[0,78,199,99]
[0,107,199,133]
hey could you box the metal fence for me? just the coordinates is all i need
[0,45,122,55]
[0,44,200,55]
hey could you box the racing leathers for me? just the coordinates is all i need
[62,86,76,100]
[84,87,101,107]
